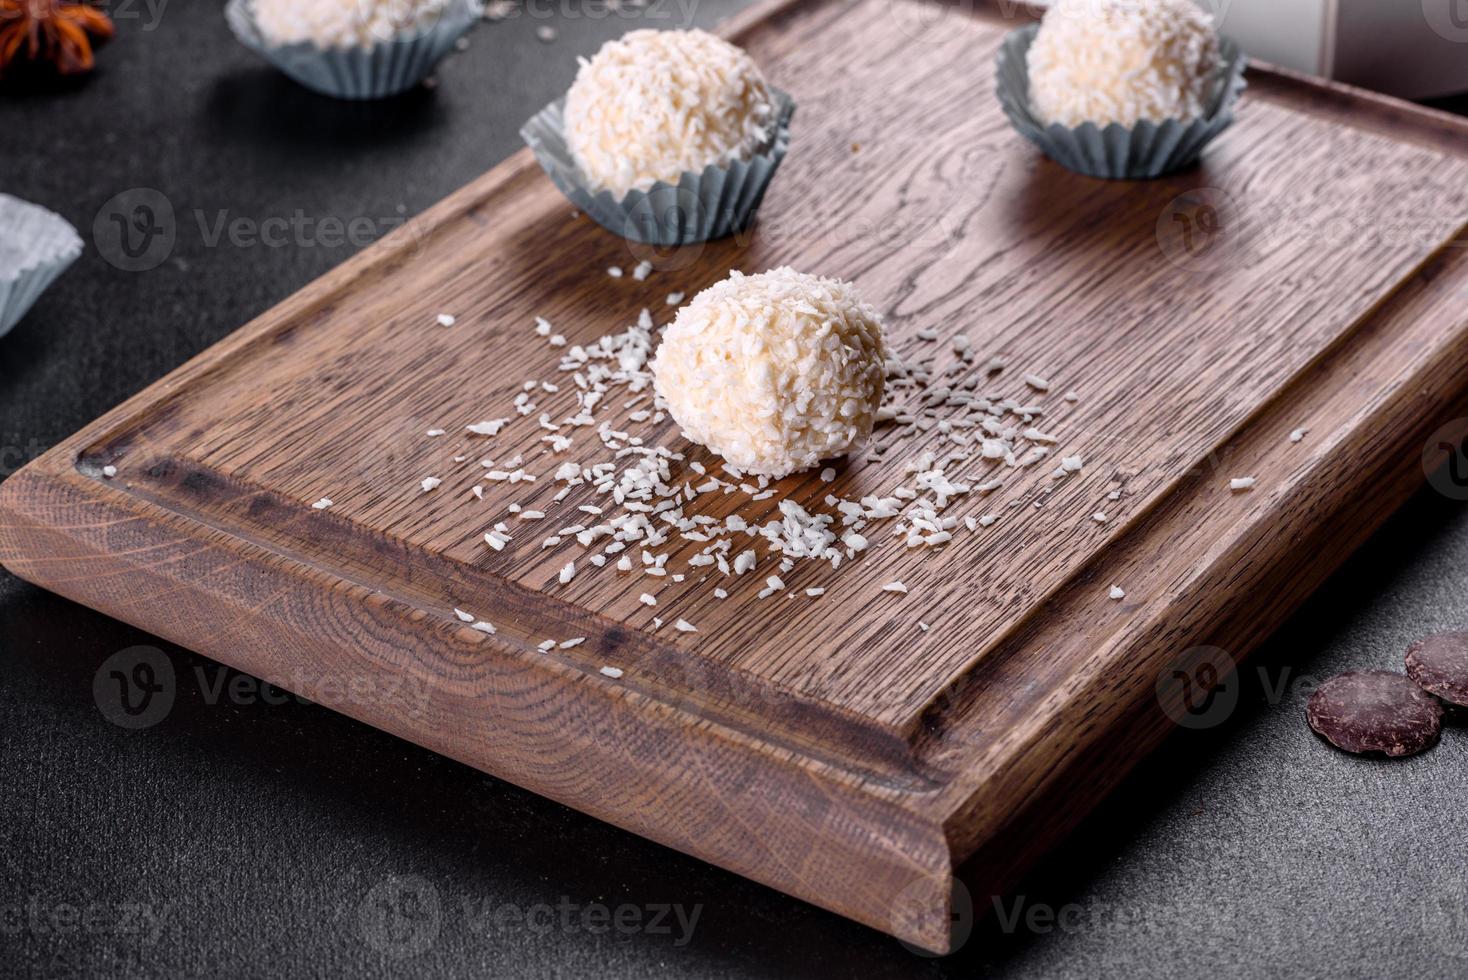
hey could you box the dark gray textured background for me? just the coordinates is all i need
[2,2,1466,977]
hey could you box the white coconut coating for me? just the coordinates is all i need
[563,29,776,199]
[1027,0,1222,128]
[652,268,888,479]
[253,0,449,49]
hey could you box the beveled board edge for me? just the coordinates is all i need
[5,0,1468,954]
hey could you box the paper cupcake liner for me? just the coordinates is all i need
[0,195,82,340]
[226,0,482,100]
[520,89,796,246]
[996,24,1248,180]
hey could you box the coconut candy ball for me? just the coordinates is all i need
[253,0,449,49]
[652,268,888,479]
[1026,0,1222,128]
[563,28,777,199]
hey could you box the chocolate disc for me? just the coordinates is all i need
[1306,671,1443,757]
[1405,632,1468,708]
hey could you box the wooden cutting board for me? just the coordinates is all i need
[7,0,1468,953]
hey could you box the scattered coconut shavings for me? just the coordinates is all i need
[421,477,442,492]
[453,608,474,622]
[467,419,510,436]
[674,619,698,633]
[607,265,623,278]
[1109,585,1126,600]
[919,622,930,632]
[101,465,118,478]
[1230,477,1256,491]
[426,428,446,437]
[632,260,653,281]
[538,640,556,651]
[639,593,657,606]
[599,665,624,678]
[1022,373,1051,392]
[312,498,332,509]
[394,291,1103,636]
[560,637,586,648]
[536,24,556,42]
[1290,428,1308,443]
[436,313,455,327]
[471,621,496,635]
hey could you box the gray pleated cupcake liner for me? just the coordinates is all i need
[226,0,482,100]
[0,195,82,340]
[520,89,795,246]
[996,24,1248,180]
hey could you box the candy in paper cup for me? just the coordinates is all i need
[0,195,82,340]
[995,24,1247,180]
[225,0,482,101]
[520,88,796,247]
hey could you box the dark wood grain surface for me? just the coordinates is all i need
[5,0,1468,953]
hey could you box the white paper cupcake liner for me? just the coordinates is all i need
[520,89,796,246]
[996,24,1247,180]
[0,195,82,340]
[226,0,482,100]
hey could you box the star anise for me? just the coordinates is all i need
[0,0,114,77]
